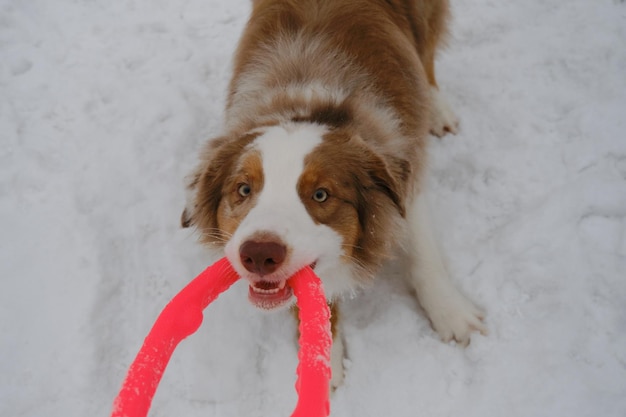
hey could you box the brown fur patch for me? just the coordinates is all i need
[193,132,260,245]
[216,149,265,238]
[298,130,405,274]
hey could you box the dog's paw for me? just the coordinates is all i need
[429,87,459,137]
[429,295,487,347]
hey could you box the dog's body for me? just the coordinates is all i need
[183,0,486,388]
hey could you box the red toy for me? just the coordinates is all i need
[110,257,331,417]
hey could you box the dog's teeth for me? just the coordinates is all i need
[252,286,280,295]
[251,280,288,295]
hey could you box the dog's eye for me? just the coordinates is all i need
[312,188,329,203]
[238,184,252,197]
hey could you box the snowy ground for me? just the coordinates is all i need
[1,0,625,416]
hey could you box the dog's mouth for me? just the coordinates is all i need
[248,280,293,310]
[247,262,317,310]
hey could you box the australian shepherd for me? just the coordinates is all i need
[182,0,486,388]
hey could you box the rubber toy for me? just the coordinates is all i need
[110,257,331,417]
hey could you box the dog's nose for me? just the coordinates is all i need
[239,240,287,275]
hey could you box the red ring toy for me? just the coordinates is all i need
[110,257,331,417]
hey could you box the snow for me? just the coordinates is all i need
[1,0,625,416]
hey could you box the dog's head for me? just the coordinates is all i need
[183,123,406,309]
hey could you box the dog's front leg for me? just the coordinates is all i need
[404,191,487,346]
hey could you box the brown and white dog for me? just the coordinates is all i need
[182,0,486,388]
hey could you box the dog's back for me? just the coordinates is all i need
[228,0,449,135]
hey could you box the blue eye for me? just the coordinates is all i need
[238,184,251,197]
[313,189,329,203]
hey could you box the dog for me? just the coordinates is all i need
[181,0,487,388]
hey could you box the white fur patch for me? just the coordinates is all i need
[224,123,358,299]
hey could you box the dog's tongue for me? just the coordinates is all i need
[248,280,293,309]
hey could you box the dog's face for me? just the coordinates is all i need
[184,123,405,309]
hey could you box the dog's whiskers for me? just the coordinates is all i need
[200,228,232,245]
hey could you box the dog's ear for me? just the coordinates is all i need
[180,135,230,230]
[181,209,192,228]
[180,172,200,228]
[363,151,408,218]
[350,136,409,218]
